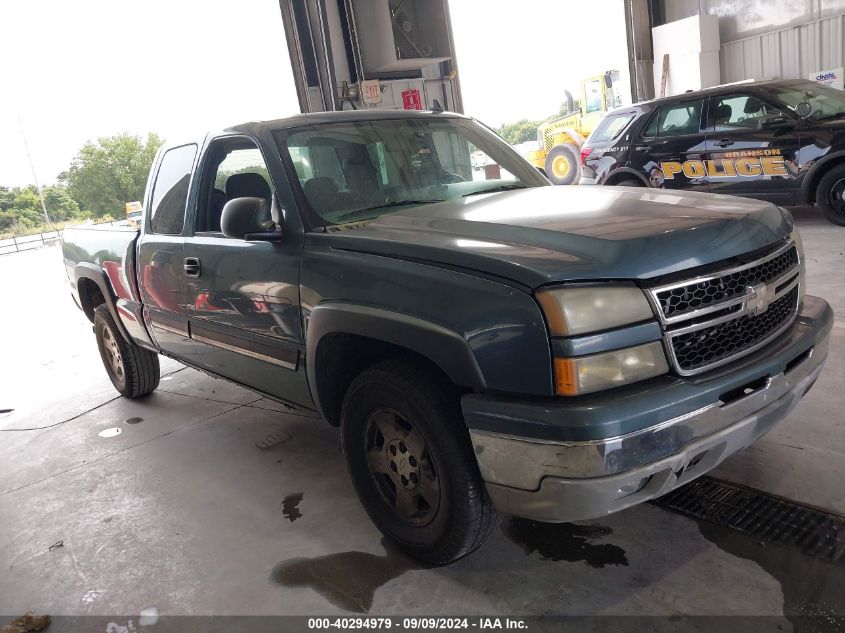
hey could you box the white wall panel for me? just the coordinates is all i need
[719,12,845,82]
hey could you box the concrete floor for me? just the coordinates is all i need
[1,207,843,625]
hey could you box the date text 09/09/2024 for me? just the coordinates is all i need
[307,617,528,630]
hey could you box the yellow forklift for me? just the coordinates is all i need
[529,70,627,184]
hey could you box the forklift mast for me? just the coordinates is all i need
[279,0,464,114]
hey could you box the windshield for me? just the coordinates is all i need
[772,82,845,120]
[276,117,548,226]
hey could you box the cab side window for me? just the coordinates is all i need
[196,139,273,234]
[643,100,704,138]
[149,144,197,235]
[709,94,783,131]
[584,78,603,114]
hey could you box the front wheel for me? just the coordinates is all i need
[341,360,497,565]
[94,304,160,398]
[816,164,845,226]
[544,144,580,185]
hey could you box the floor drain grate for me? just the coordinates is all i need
[655,476,845,563]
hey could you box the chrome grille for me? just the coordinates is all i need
[655,246,798,320]
[648,241,801,376]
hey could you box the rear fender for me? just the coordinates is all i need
[75,263,131,343]
[801,150,845,204]
[605,166,650,187]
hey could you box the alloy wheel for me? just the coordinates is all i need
[363,408,441,526]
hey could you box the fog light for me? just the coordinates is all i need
[617,476,650,498]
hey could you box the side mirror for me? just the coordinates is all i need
[221,197,284,242]
[795,101,812,118]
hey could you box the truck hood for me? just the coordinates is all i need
[329,186,792,288]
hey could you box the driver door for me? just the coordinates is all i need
[182,135,310,407]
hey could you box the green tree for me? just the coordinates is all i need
[558,98,582,116]
[40,185,80,221]
[63,132,163,217]
[497,119,542,145]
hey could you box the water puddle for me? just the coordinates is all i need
[97,427,122,438]
[697,520,845,632]
[270,539,420,612]
[282,493,304,522]
[501,518,629,568]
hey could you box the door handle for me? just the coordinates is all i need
[183,257,201,278]
[634,144,650,151]
[713,139,735,148]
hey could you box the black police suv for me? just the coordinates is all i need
[579,79,845,225]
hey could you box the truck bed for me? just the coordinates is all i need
[62,223,140,315]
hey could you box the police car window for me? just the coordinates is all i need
[644,101,703,138]
[710,94,777,131]
[591,114,635,143]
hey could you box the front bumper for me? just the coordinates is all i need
[467,296,832,522]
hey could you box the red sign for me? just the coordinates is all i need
[402,89,423,110]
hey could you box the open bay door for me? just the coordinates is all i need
[279,0,463,113]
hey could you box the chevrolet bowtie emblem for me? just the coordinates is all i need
[746,282,776,316]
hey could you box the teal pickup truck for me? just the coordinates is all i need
[62,110,831,564]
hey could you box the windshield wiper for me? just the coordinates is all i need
[334,199,445,222]
[462,184,528,197]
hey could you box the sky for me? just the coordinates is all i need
[0,0,629,188]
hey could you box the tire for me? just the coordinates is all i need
[340,359,497,565]
[544,144,580,185]
[816,164,845,226]
[94,304,160,398]
[614,178,644,187]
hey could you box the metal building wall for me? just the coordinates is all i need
[720,12,845,82]
[654,0,845,84]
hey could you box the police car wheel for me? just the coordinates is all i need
[615,178,644,187]
[817,165,845,226]
[544,145,579,185]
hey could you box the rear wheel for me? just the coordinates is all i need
[94,304,160,398]
[816,164,845,226]
[614,178,644,187]
[544,144,580,185]
[341,360,497,565]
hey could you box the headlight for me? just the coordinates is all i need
[790,226,805,303]
[536,285,654,336]
[554,341,669,395]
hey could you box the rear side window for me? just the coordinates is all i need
[590,114,635,143]
[643,100,704,138]
[149,144,197,235]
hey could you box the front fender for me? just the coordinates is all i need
[305,303,487,414]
